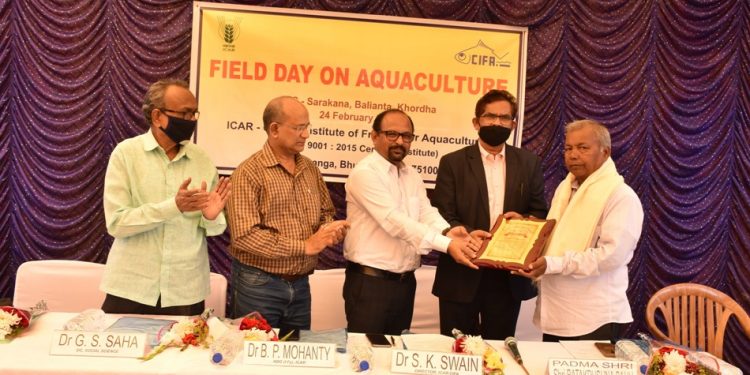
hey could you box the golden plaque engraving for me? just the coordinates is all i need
[472,217,556,270]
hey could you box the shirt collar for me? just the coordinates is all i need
[258,142,306,173]
[143,129,160,152]
[477,142,506,161]
[571,179,580,195]
[370,151,407,176]
[142,129,192,160]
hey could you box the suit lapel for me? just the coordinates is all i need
[504,146,520,211]
[467,144,490,221]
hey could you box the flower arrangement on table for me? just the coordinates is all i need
[141,311,210,361]
[0,301,47,343]
[451,329,504,375]
[140,310,288,361]
[635,332,726,375]
[238,311,279,341]
[646,346,715,375]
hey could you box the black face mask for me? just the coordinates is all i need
[478,125,512,146]
[160,115,197,144]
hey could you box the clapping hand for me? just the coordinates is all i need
[175,177,209,213]
[201,176,231,220]
[304,220,350,256]
[329,220,350,243]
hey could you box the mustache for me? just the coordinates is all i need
[389,145,406,152]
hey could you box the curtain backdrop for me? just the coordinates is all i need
[1,0,748,368]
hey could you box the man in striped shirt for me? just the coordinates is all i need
[227,96,348,330]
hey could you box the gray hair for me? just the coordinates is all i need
[141,79,189,126]
[565,119,611,149]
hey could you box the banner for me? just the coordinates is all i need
[190,2,528,185]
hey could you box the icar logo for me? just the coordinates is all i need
[218,17,241,51]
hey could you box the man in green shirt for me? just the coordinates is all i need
[100,79,230,315]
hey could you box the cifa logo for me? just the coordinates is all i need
[218,17,241,51]
[455,40,510,68]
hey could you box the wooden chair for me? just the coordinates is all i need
[646,282,750,359]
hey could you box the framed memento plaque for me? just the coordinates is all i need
[472,217,556,270]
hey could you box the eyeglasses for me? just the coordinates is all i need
[283,123,310,133]
[160,108,200,120]
[380,130,415,143]
[480,113,514,125]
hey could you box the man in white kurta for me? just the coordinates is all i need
[515,119,644,342]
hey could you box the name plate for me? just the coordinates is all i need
[548,358,637,375]
[243,341,336,368]
[391,349,482,375]
[50,331,147,358]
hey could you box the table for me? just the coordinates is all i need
[0,313,607,374]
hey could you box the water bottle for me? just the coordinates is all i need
[206,316,229,340]
[210,328,245,366]
[348,336,373,372]
[615,340,650,374]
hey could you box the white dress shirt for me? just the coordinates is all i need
[478,143,506,228]
[534,182,644,336]
[344,152,452,273]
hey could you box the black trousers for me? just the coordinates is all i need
[438,269,521,340]
[343,266,416,335]
[542,322,627,344]
[102,294,204,316]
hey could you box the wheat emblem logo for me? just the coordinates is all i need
[218,17,241,51]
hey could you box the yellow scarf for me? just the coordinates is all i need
[544,158,623,257]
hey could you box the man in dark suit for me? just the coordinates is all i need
[431,90,548,340]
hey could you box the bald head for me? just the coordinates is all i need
[263,96,305,132]
[264,96,311,158]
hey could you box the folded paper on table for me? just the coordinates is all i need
[473,217,556,270]
[299,328,347,353]
[106,317,176,347]
[400,334,454,352]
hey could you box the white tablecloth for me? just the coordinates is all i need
[0,313,605,375]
